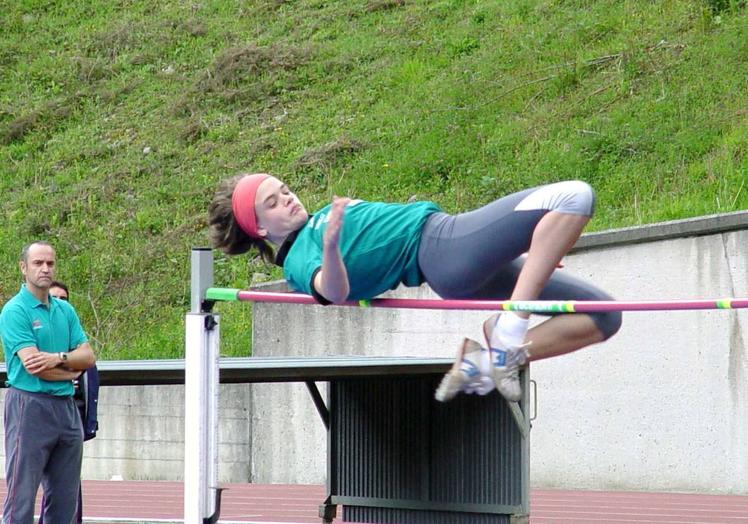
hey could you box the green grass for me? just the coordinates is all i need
[1,0,746,359]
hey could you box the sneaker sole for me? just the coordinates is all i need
[484,313,522,402]
[434,370,466,402]
[492,372,521,402]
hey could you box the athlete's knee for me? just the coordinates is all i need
[595,310,622,340]
[514,180,596,216]
[562,180,595,216]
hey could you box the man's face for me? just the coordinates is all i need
[254,176,309,239]
[20,244,56,291]
[49,286,68,301]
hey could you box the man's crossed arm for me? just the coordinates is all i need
[18,343,96,381]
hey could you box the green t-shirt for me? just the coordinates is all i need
[0,284,88,396]
[283,200,441,300]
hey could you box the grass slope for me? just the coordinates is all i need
[0,0,746,358]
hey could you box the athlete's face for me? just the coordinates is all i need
[254,176,309,240]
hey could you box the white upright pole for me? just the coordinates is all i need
[185,248,219,523]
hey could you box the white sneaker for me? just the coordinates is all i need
[435,338,485,402]
[483,314,529,402]
[462,375,495,396]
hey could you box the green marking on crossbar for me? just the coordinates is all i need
[503,301,575,313]
[205,288,240,301]
[716,299,732,309]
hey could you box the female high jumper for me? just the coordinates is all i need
[208,174,622,401]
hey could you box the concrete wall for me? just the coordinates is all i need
[0,212,744,494]
[0,383,253,482]
[530,229,747,494]
[250,213,748,494]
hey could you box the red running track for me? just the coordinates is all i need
[3,481,747,523]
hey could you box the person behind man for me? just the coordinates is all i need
[49,280,69,302]
[0,242,96,524]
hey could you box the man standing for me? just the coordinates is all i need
[0,241,96,523]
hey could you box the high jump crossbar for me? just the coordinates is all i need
[205,288,748,313]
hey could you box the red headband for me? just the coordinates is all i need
[231,174,269,238]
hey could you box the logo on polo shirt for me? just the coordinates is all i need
[32,320,43,330]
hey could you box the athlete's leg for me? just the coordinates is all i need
[525,315,604,360]
[434,260,621,401]
[482,259,622,360]
[421,181,618,400]
[509,211,589,306]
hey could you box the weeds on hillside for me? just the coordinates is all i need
[0,0,746,359]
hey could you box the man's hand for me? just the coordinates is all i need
[17,344,94,381]
[63,342,96,370]
[18,347,82,381]
[20,349,62,375]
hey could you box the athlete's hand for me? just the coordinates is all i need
[324,196,351,248]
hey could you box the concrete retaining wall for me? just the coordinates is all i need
[530,228,747,494]
[0,384,252,482]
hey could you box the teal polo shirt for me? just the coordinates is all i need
[0,284,88,396]
[283,200,441,301]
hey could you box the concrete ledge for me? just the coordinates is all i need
[574,210,748,251]
[0,357,453,386]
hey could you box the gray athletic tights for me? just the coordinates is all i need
[417,181,622,339]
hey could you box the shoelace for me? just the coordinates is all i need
[508,344,530,366]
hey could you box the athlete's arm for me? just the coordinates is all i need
[314,196,351,304]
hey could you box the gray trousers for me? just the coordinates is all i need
[4,387,82,524]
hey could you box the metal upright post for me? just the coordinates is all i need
[185,248,221,523]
